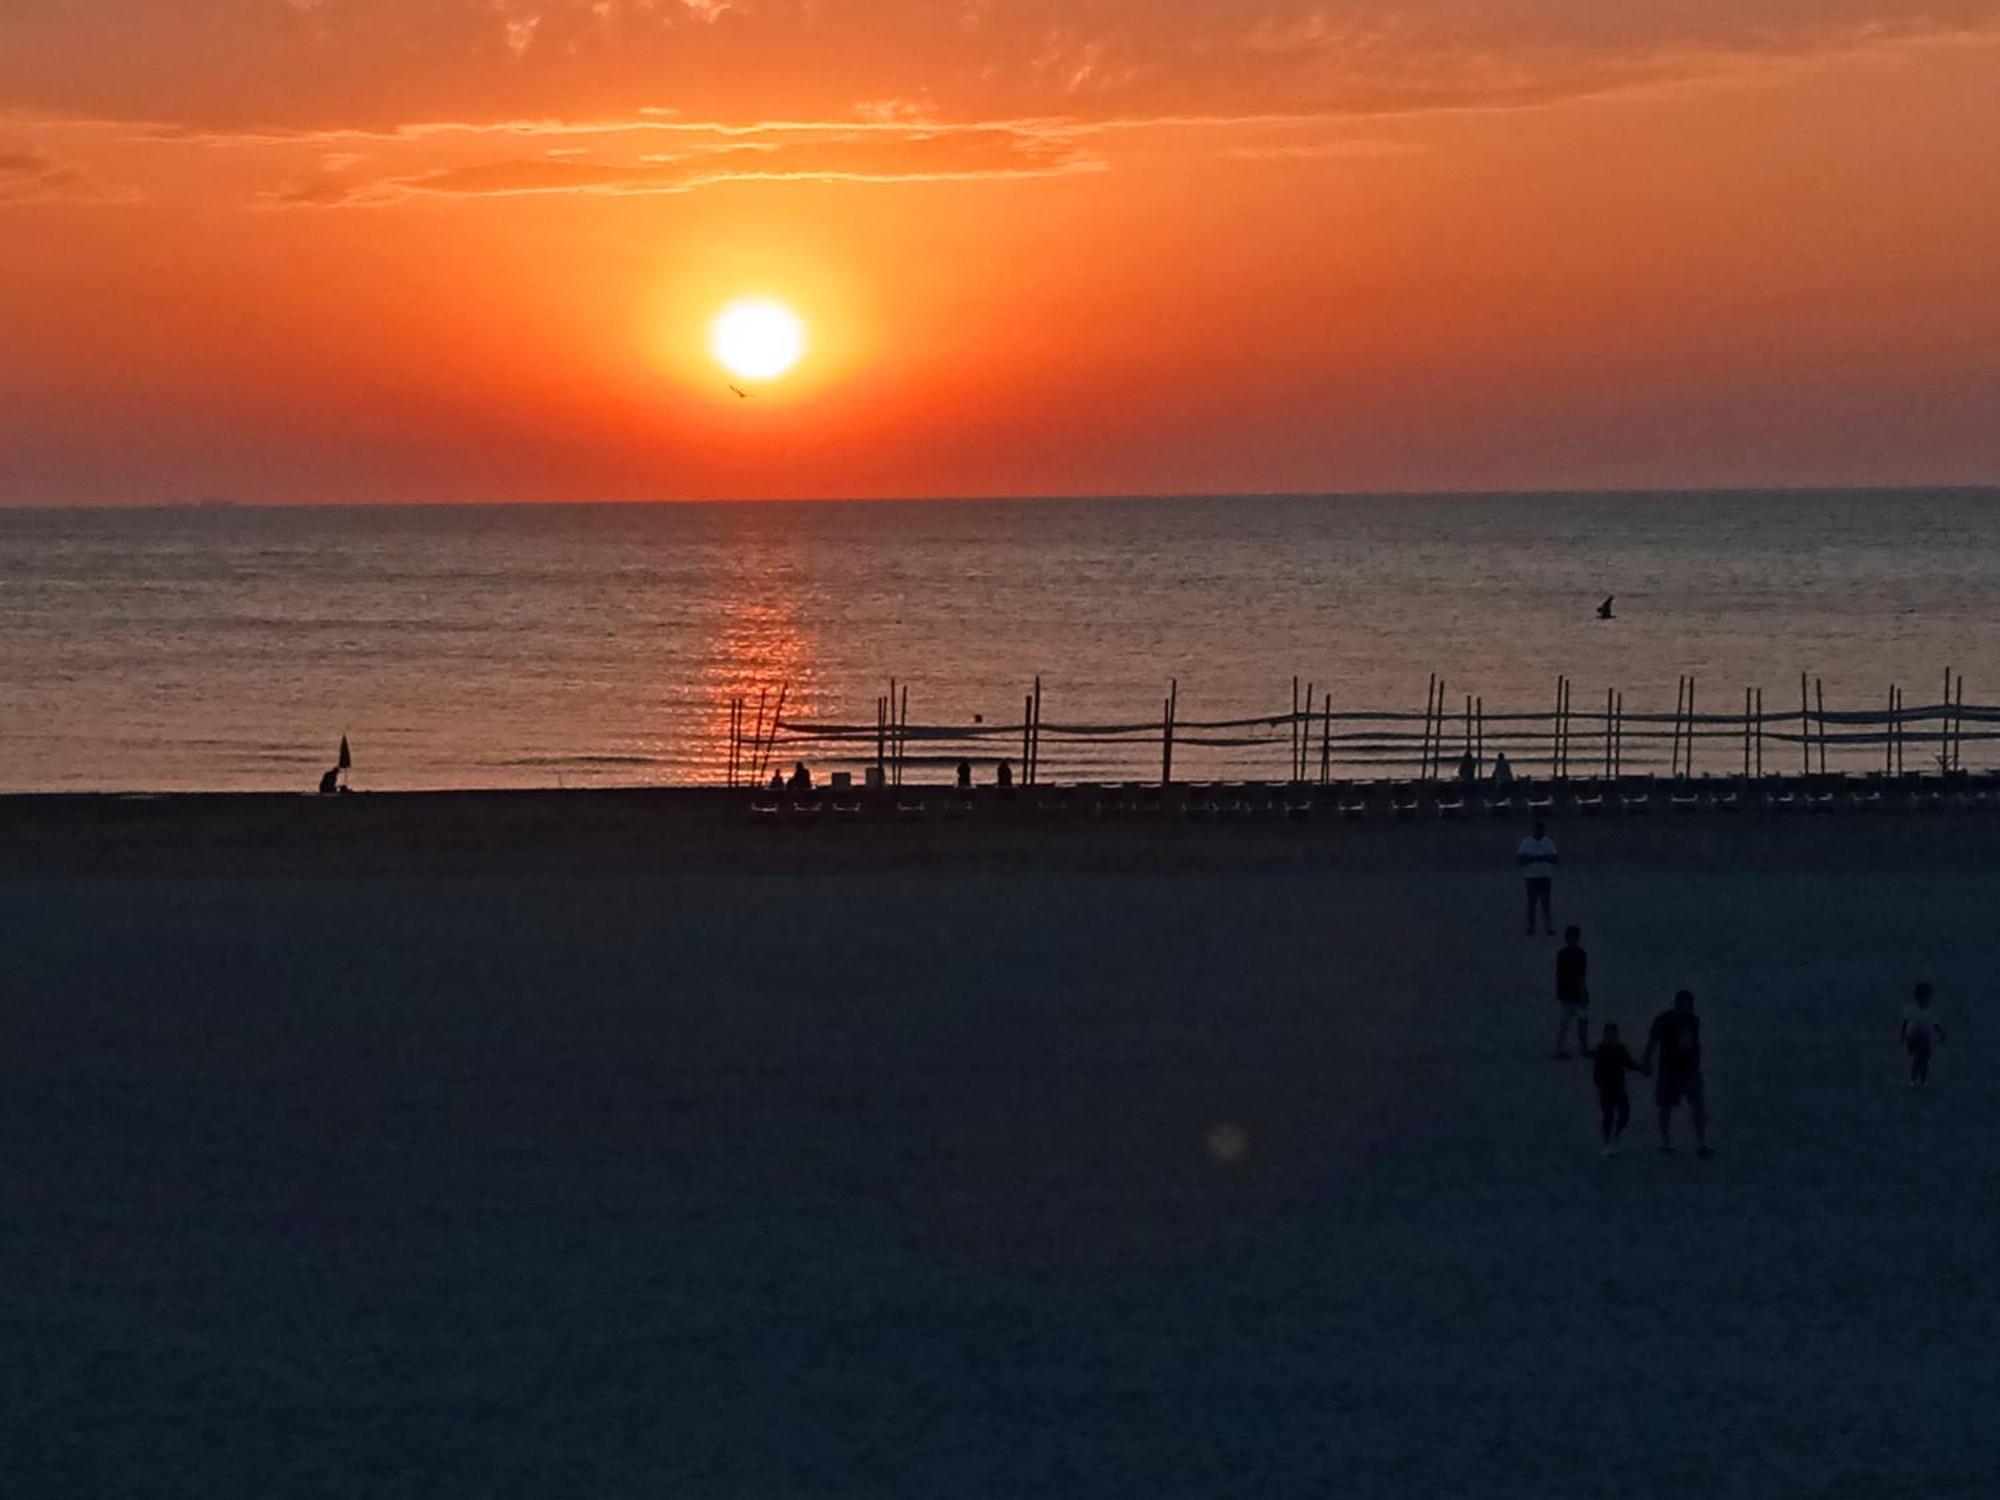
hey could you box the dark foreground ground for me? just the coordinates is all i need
[3,793,1998,1497]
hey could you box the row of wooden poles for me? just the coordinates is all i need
[729,668,1985,788]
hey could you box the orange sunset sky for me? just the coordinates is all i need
[2,1,1997,504]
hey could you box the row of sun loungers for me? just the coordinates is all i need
[749,773,2000,822]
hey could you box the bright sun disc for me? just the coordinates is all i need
[709,298,807,381]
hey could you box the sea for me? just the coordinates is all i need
[2,490,1996,793]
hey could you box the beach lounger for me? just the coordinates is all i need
[1436,796,1467,819]
[790,800,824,820]
[751,799,782,819]
[1286,799,1314,821]
[946,797,974,819]
[832,800,864,821]
[896,801,928,820]
[1338,797,1368,820]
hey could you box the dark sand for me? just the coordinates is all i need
[3,793,1997,1497]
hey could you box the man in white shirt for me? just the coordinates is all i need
[1516,820,1559,936]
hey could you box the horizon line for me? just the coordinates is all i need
[6,482,1999,514]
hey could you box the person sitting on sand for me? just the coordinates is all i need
[1902,982,1945,1087]
[1491,753,1514,788]
[956,760,973,790]
[1641,989,1711,1157]
[996,760,1013,788]
[1457,750,1476,784]
[317,766,340,796]
[1590,1022,1647,1157]
[1516,820,1558,936]
[1554,925,1590,1057]
[788,762,813,795]
[768,769,786,793]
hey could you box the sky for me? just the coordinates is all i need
[2,1,1997,504]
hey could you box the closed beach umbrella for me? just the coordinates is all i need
[338,735,352,770]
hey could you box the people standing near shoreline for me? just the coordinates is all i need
[1492,753,1514,789]
[1554,925,1589,1057]
[1901,982,1945,1087]
[1589,1022,1647,1157]
[1516,820,1558,936]
[1641,989,1711,1157]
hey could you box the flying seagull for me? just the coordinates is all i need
[728,384,750,400]
[1596,596,1616,620]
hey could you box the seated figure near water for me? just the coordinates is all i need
[788,762,813,794]
[1491,752,1514,787]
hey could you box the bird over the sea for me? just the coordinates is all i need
[728,384,750,400]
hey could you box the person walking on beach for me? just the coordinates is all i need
[1554,925,1589,1057]
[1901,982,1945,1087]
[1641,989,1711,1157]
[1590,1022,1647,1156]
[1516,820,1558,936]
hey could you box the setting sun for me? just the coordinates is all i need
[709,298,808,382]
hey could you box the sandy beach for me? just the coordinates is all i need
[4,793,1997,1497]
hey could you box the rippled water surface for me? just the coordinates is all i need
[3,492,1996,790]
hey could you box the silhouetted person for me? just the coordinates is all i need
[1590,1022,1646,1157]
[995,760,1013,789]
[1457,750,1476,784]
[956,760,973,790]
[1641,989,1710,1157]
[769,770,786,793]
[787,761,812,795]
[1492,752,1514,788]
[1554,925,1589,1057]
[1902,982,1945,1087]
[1516,819,1558,936]
[317,766,340,796]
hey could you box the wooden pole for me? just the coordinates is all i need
[1744,686,1753,780]
[1291,676,1301,784]
[1303,682,1314,783]
[1321,691,1333,785]
[898,684,910,788]
[1030,675,1042,786]
[1671,676,1684,778]
[1885,685,1895,777]
[1755,688,1763,778]
[1475,696,1485,778]
[1687,676,1696,778]
[1815,678,1828,776]
[1162,679,1178,788]
[1799,672,1810,776]
[1615,691,1625,778]
[1608,692,1624,788]
[1937,677,1947,773]
[1022,692,1033,786]
[1421,674,1437,781]
[1954,672,1966,772]
[760,683,788,783]
[1551,675,1566,780]
[749,689,769,786]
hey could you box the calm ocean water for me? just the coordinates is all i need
[3,492,1997,792]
